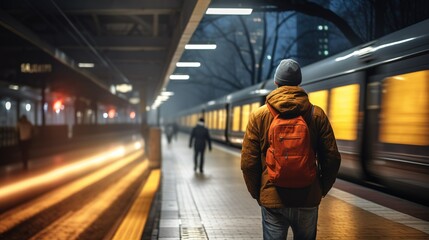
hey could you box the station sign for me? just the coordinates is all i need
[20,63,52,73]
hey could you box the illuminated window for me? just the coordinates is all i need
[213,110,218,129]
[204,112,211,129]
[251,102,260,113]
[232,106,241,132]
[308,90,328,113]
[210,111,215,129]
[329,84,359,140]
[379,70,429,146]
[192,114,198,126]
[219,109,226,130]
[241,104,251,132]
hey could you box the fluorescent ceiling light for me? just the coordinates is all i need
[78,63,94,68]
[161,91,175,96]
[185,44,217,50]
[9,85,19,90]
[129,98,140,104]
[115,84,133,93]
[176,62,201,67]
[156,95,169,101]
[169,74,190,80]
[206,8,253,15]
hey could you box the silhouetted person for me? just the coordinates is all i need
[241,59,341,240]
[172,122,179,141]
[189,118,211,173]
[165,124,174,144]
[17,115,33,170]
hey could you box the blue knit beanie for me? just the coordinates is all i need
[274,59,302,86]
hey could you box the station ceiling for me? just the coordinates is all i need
[0,0,288,108]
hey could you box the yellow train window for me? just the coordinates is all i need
[232,106,241,131]
[204,112,208,127]
[192,114,198,126]
[207,111,213,129]
[379,70,429,146]
[308,90,328,114]
[329,84,359,140]
[241,104,251,132]
[212,110,218,129]
[219,109,226,130]
[251,102,260,113]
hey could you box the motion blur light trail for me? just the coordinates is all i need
[0,141,142,199]
[30,159,149,239]
[0,141,144,233]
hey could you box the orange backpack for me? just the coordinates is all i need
[266,103,317,188]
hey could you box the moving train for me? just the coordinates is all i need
[175,19,429,204]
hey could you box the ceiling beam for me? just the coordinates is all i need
[59,0,182,11]
[49,35,169,49]
[104,50,166,62]
[0,9,110,91]
[2,1,182,15]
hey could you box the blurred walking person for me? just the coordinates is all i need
[165,123,174,144]
[17,115,33,170]
[189,118,212,173]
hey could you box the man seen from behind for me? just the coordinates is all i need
[189,117,212,173]
[241,59,341,240]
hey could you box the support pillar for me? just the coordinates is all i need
[148,127,161,169]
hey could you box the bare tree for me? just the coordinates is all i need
[189,12,299,92]
[162,0,429,118]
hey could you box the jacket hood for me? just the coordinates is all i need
[266,86,311,117]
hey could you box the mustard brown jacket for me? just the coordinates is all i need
[241,86,341,208]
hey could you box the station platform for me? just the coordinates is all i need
[154,133,429,239]
[0,130,428,239]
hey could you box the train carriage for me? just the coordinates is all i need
[175,19,429,204]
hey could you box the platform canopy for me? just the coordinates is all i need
[0,0,289,107]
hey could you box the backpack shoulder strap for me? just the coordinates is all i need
[266,103,279,118]
[303,104,314,126]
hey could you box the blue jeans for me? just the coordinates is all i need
[261,206,318,240]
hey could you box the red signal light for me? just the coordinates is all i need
[108,109,116,118]
[53,100,63,113]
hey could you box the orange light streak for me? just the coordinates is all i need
[0,141,141,200]
[0,150,144,234]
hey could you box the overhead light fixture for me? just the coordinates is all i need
[9,85,19,90]
[78,63,95,68]
[110,85,116,94]
[115,84,133,93]
[161,91,175,96]
[169,74,190,80]
[176,62,201,67]
[156,95,169,101]
[129,98,140,104]
[185,44,217,50]
[206,8,253,15]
